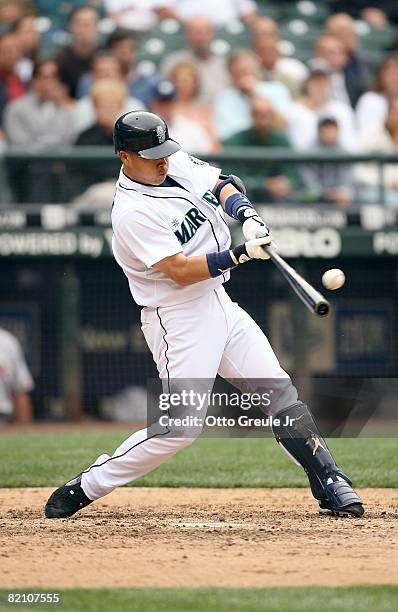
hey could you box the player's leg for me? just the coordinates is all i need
[217,291,364,517]
[45,291,227,518]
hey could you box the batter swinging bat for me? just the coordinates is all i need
[263,244,330,317]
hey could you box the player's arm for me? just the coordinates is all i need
[153,236,271,286]
[212,175,271,242]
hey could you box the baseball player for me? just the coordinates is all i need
[45,111,364,519]
[0,327,34,424]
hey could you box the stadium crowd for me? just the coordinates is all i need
[1,0,398,205]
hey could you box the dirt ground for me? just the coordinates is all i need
[1,487,398,589]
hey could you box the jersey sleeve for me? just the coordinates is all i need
[169,151,221,198]
[115,209,183,268]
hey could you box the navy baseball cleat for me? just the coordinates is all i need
[45,475,93,519]
[318,473,364,517]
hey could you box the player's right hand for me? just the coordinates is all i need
[245,235,273,260]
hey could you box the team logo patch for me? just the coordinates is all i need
[156,125,166,143]
[170,217,181,231]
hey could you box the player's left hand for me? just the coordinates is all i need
[241,209,270,241]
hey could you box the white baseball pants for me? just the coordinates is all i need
[81,286,297,500]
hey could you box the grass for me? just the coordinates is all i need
[0,430,397,488]
[1,586,398,612]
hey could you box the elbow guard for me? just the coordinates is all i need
[214,174,247,200]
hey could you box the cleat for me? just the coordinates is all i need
[45,475,93,519]
[318,472,364,517]
[319,502,365,517]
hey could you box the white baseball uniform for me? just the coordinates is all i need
[0,328,34,419]
[81,151,296,500]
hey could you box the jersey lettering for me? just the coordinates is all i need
[202,189,219,209]
[174,208,207,244]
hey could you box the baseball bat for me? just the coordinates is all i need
[263,244,330,317]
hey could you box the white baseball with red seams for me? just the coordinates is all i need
[322,268,346,290]
[80,151,295,501]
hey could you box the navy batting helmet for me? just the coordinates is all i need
[113,110,181,159]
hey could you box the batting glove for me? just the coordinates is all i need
[231,235,272,263]
[240,208,270,241]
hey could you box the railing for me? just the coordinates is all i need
[1,147,398,205]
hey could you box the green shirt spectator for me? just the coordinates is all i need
[223,95,299,202]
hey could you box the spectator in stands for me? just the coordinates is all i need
[76,78,127,146]
[288,59,357,151]
[34,1,104,29]
[151,77,216,154]
[161,15,230,103]
[151,77,218,154]
[325,13,375,107]
[73,53,144,134]
[252,16,308,97]
[214,49,291,140]
[76,51,122,99]
[5,58,75,146]
[313,33,373,109]
[167,0,258,26]
[72,79,127,198]
[4,59,75,201]
[0,0,34,27]
[223,96,299,203]
[168,61,219,153]
[0,33,26,127]
[106,28,158,107]
[11,15,41,84]
[251,15,279,39]
[327,1,398,27]
[301,117,354,206]
[56,5,100,98]
[356,56,398,132]
[0,327,34,424]
[356,97,398,206]
[313,35,352,107]
[104,0,174,32]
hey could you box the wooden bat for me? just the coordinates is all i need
[263,244,330,317]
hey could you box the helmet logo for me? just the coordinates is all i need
[156,125,166,143]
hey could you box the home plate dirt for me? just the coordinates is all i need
[1,487,398,589]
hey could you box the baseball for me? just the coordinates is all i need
[322,268,346,290]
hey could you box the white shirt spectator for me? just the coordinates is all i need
[215,80,291,140]
[104,0,169,31]
[169,0,257,26]
[0,329,34,417]
[356,124,398,187]
[169,115,215,154]
[161,50,230,103]
[356,91,388,133]
[329,72,351,107]
[276,56,308,84]
[288,100,357,152]
[4,93,77,148]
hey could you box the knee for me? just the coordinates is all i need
[257,378,298,416]
[165,435,198,451]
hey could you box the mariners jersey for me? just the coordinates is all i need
[111,151,231,307]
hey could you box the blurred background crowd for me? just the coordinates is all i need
[1,0,398,206]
